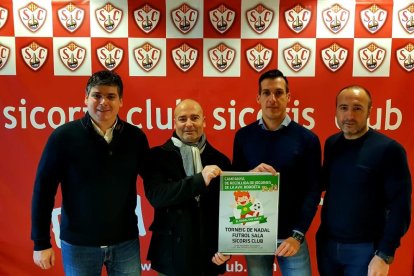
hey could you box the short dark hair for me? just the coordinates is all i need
[85,70,123,98]
[337,85,372,109]
[258,69,289,94]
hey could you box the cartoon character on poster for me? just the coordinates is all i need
[231,190,265,226]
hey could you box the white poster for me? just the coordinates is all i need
[218,171,279,255]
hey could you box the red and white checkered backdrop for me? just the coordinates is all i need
[1,0,413,275]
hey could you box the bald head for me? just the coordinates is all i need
[174,99,204,117]
[174,99,206,143]
[336,85,372,109]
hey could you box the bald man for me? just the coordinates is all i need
[144,99,231,276]
[316,86,411,276]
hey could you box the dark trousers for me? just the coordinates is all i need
[316,236,375,276]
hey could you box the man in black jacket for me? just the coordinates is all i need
[31,70,149,275]
[144,99,230,276]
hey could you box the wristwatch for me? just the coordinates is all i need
[291,231,304,244]
[375,250,394,264]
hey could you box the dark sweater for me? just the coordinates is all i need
[31,112,149,250]
[319,129,411,256]
[232,120,322,238]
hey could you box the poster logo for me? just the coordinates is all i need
[171,3,198,34]
[57,3,85,33]
[134,43,161,72]
[398,4,414,34]
[59,42,86,71]
[209,4,236,34]
[284,4,311,34]
[322,4,350,34]
[19,2,47,32]
[396,43,414,72]
[0,6,8,30]
[246,4,273,34]
[97,42,123,71]
[321,43,348,72]
[95,3,123,33]
[360,4,387,34]
[171,43,198,72]
[283,43,311,72]
[246,43,272,72]
[133,4,160,34]
[359,43,386,72]
[208,43,236,72]
[21,42,48,71]
[0,44,10,70]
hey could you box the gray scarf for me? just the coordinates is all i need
[171,133,207,176]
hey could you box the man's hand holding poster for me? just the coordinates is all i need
[218,172,279,255]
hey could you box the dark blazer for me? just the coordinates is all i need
[144,137,231,276]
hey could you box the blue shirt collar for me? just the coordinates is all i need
[258,114,291,131]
